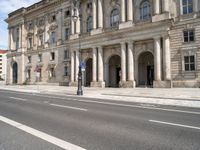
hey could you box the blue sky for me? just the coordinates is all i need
[0,0,40,50]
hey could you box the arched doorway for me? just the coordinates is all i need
[85,58,92,87]
[138,52,154,87]
[109,55,121,87]
[12,62,18,84]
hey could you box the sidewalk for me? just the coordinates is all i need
[0,85,200,108]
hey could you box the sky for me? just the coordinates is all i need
[0,0,40,50]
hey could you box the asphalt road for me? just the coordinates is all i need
[0,89,200,150]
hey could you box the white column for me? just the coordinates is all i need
[98,0,103,28]
[71,8,75,35]
[8,29,11,50]
[98,46,104,82]
[128,41,134,81]
[75,50,79,81]
[162,0,169,12]
[76,8,80,34]
[163,35,171,80]
[194,0,198,12]
[57,10,62,40]
[18,25,22,49]
[121,42,126,82]
[154,0,160,15]
[92,47,97,82]
[10,28,14,50]
[154,37,161,81]
[71,51,75,82]
[45,16,49,44]
[127,0,133,21]
[92,0,97,29]
[121,0,125,22]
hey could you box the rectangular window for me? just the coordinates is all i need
[27,69,31,80]
[0,59,2,61]
[51,32,56,44]
[64,66,69,76]
[65,28,69,40]
[28,38,33,48]
[0,55,2,57]
[50,52,55,61]
[184,55,195,71]
[183,30,194,42]
[28,56,31,63]
[182,0,193,14]
[39,34,43,46]
[38,54,42,62]
[0,67,2,69]
[64,50,70,60]
[49,68,55,77]
[64,10,70,18]
[52,15,56,22]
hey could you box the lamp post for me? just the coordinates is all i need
[72,0,83,95]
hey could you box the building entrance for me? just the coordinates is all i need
[109,55,121,87]
[12,62,18,84]
[138,52,154,87]
[85,58,92,87]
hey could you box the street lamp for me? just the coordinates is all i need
[72,0,83,95]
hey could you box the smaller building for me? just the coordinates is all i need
[0,50,7,81]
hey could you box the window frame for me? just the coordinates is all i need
[87,16,93,32]
[183,29,195,43]
[140,0,151,21]
[110,9,120,27]
[184,55,195,71]
[182,0,193,15]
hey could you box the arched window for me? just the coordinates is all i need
[182,0,193,14]
[110,9,120,27]
[140,1,151,20]
[87,16,93,32]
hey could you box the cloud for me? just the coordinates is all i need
[0,0,40,49]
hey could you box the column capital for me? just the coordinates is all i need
[127,41,134,45]
[153,36,161,40]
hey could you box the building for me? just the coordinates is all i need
[5,0,200,88]
[0,50,7,81]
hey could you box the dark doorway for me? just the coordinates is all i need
[109,55,121,87]
[85,58,92,87]
[138,52,154,87]
[147,65,154,86]
[13,62,18,84]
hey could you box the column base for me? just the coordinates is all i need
[91,28,103,35]
[119,21,134,29]
[91,81,105,88]
[153,80,172,88]
[152,12,171,22]
[69,81,78,87]
[69,34,79,40]
[119,81,136,88]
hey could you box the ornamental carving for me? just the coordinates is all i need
[110,0,119,7]
[49,24,58,31]
[37,17,45,27]
[37,28,45,34]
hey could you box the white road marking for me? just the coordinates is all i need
[149,120,200,130]
[9,97,27,101]
[2,91,200,115]
[50,103,88,111]
[0,115,87,150]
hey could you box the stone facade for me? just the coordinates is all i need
[0,50,7,81]
[5,0,200,88]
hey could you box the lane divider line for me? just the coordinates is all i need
[9,97,27,101]
[3,91,200,115]
[50,103,88,111]
[0,115,87,150]
[149,120,200,130]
